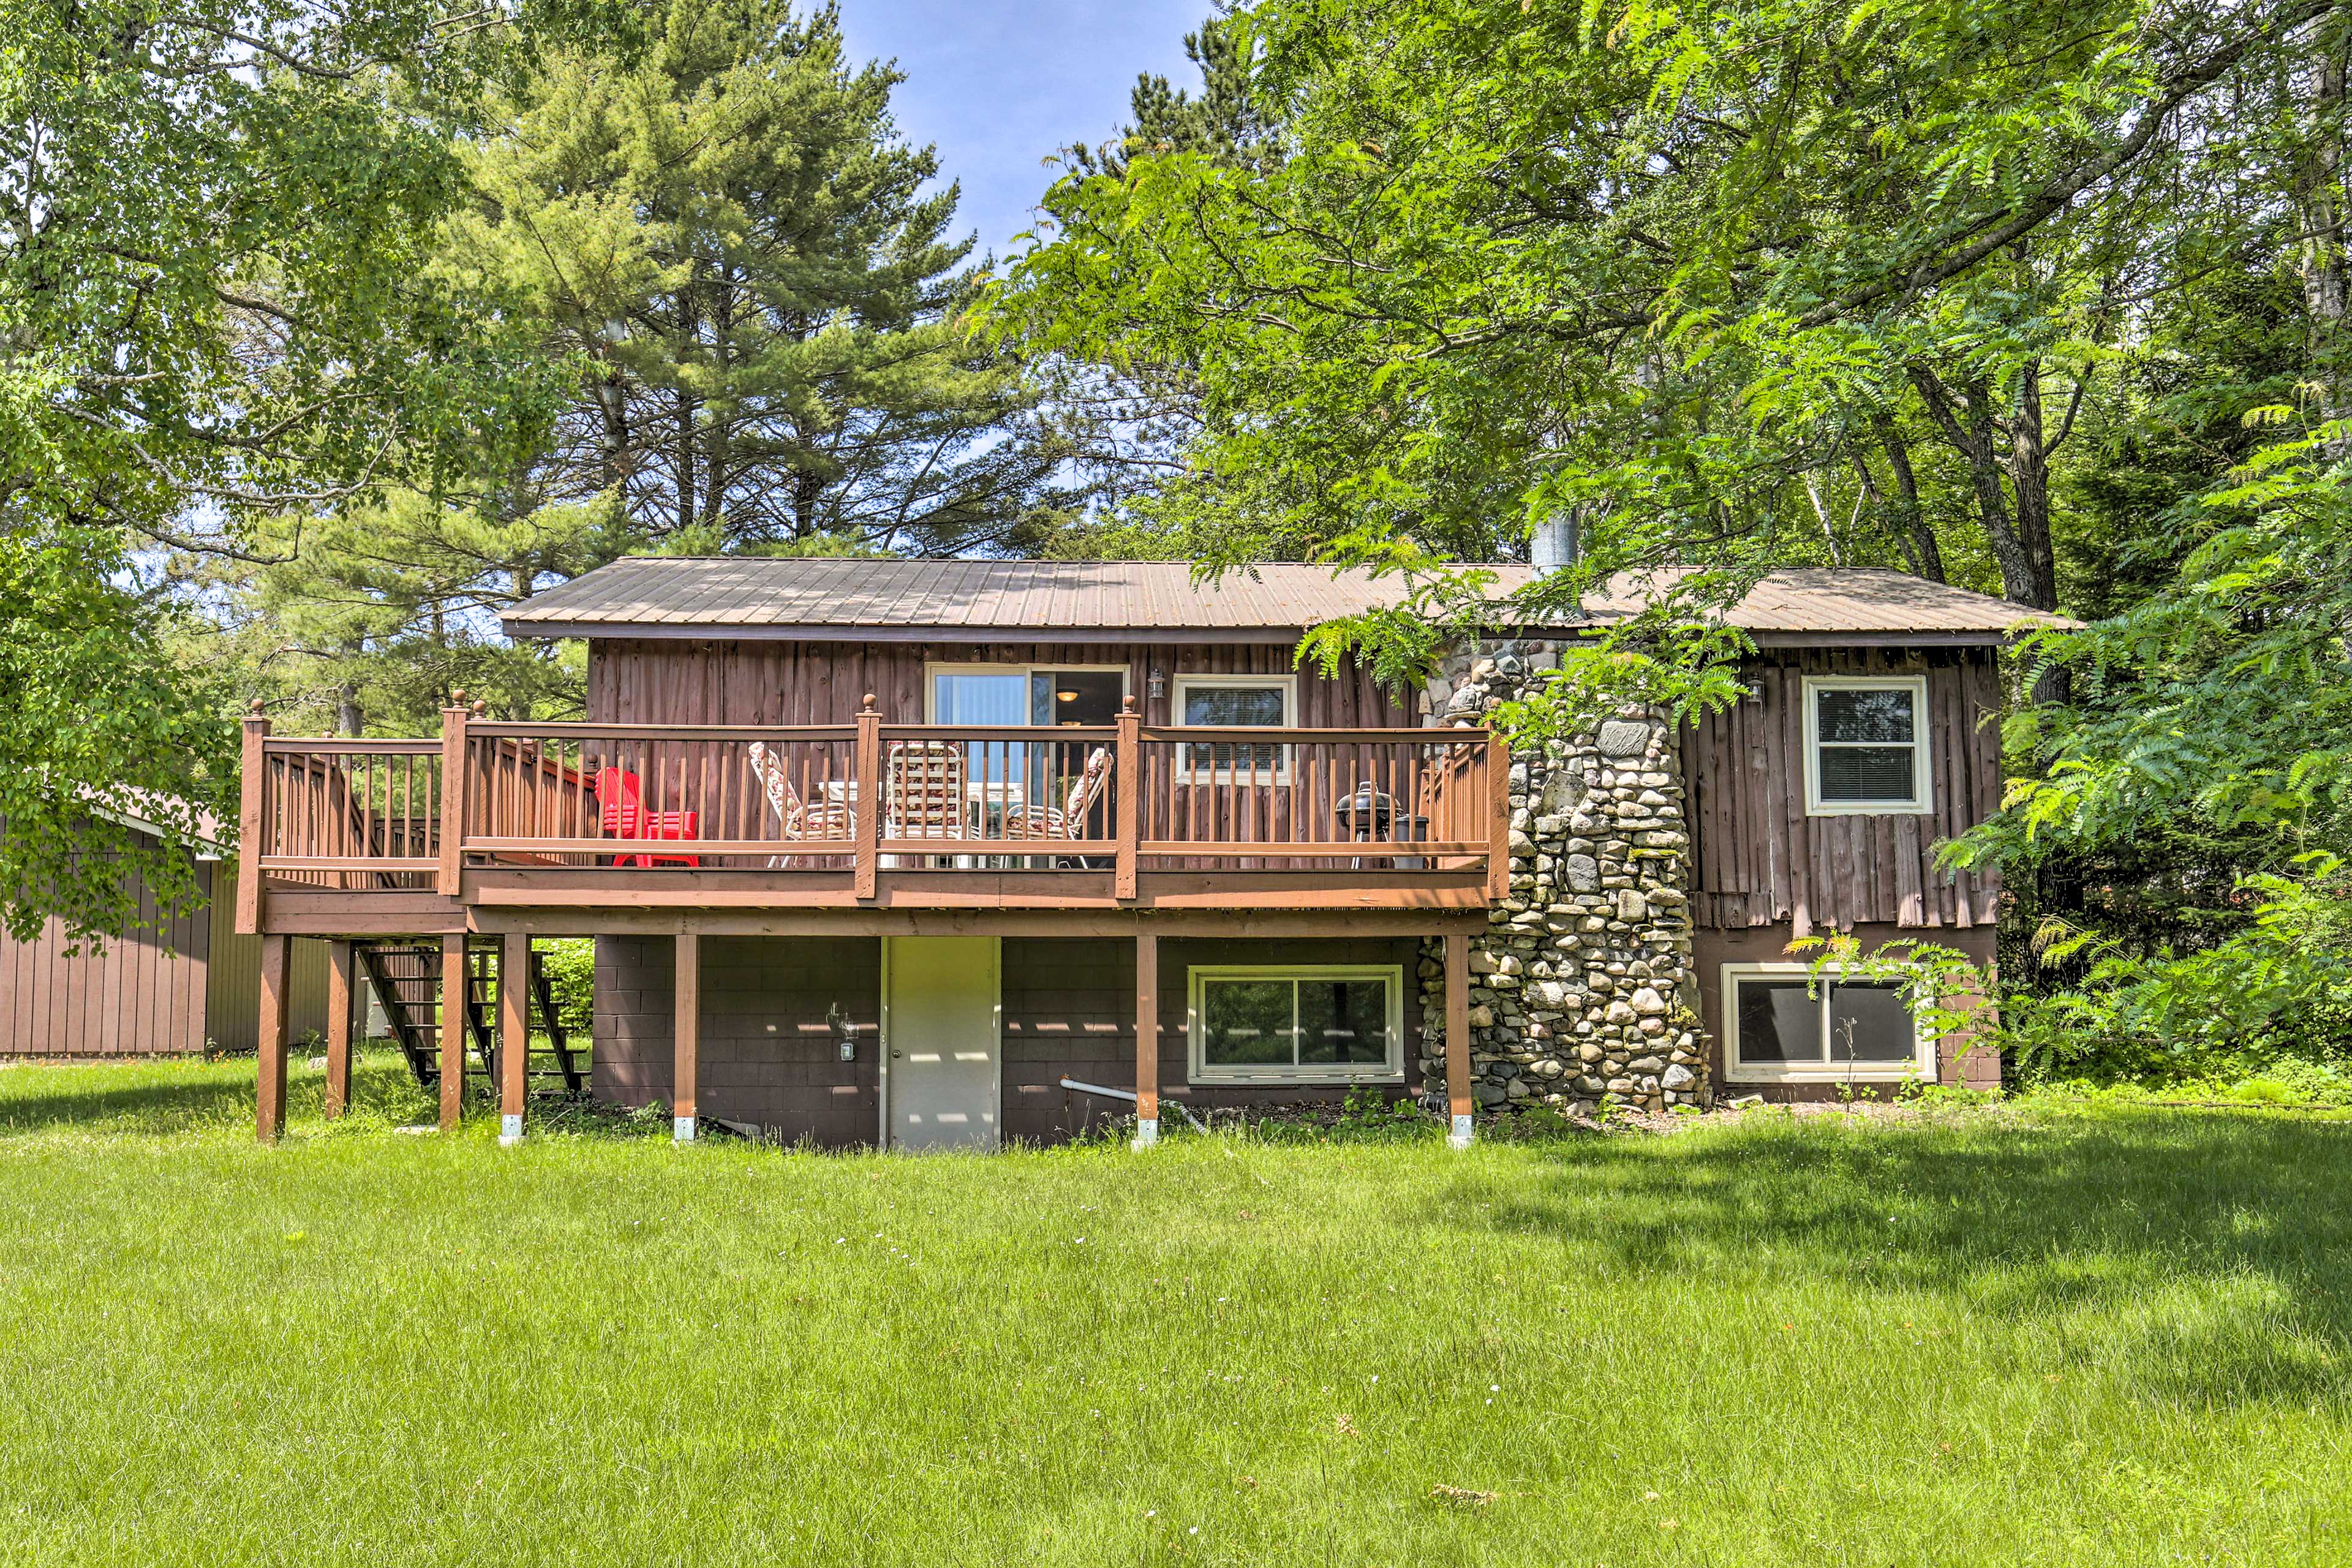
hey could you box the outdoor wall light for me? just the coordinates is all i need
[828,1001,858,1062]
[1148,668,1166,699]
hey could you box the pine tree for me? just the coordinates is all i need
[179,488,615,733]
[1080,10,1278,176]
[1027,8,1283,556]
[444,0,1080,554]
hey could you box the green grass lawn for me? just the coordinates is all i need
[2,1057,2349,1566]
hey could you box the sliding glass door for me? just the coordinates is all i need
[927,665,1125,838]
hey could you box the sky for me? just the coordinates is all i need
[831,0,1212,263]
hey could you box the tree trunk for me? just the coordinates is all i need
[674,388,697,535]
[673,291,699,533]
[337,682,363,737]
[594,364,630,491]
[792,468,823,542]
[1909,365,2046,609]
[1864,413,1946,582]
[2297,27,2350,448]
[2007,360,2060,611]
[703,274,732,538]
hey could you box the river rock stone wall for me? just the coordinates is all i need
[1416,643,1706,1116]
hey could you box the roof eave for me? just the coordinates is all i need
[502,620,1321,644]
[81,801,230,859]
[1741,629,2037,648]
[506,618,2039,647]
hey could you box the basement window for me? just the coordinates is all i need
[1803,675,1932,815]
[1189,965,1404,1084]
[1721,962,1930,1084]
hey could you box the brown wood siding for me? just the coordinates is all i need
[592,934,1423,1147]
[584,639,1410,729]
[1001,937,1136,1142]
[1003,937,1425,1145]
[204,863,331,1053]
[1694,922,2001,1098]
[1681,648,2004,932]
[593,934,880,1148]
[0,854,211,1057]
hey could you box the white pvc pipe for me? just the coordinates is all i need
[1060,1078,1205,1134]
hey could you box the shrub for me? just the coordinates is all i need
[537,938,595,1039]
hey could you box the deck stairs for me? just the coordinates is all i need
[353,940,586,1096]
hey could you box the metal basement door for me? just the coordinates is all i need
[883,937,1001,1150]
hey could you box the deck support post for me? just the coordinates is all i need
[236,703,270,935]
[499,932,530,1145]
[255,933,291,1144]
[852,696,881,901]
[323,940,353,1119]
[1114,697,1140,901]
[437,696,470,898]
[439,935,467,1131]
[673,930,699,1142]
[1444,931,1474,1148]
[1133,931,1159,1147]
[1484,734,1510,903]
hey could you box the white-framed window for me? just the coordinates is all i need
[1802,674,1932,815]
[1720,962,1932,1084]
[1170,673,1295,781]
[1188,964,1404,1084]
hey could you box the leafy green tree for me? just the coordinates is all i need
[0,540,230,943]
[1017,9,1288,554]
[1001,0,2330,614]
[187,0,1096,741]
[1950,394,2352,1068]
[1005,0,2352,1074]
[2,0,576,940]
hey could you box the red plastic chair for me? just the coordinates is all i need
[593,767,701,867]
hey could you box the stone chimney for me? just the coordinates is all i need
[1417,641,1705,1120]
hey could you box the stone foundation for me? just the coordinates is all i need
[1415,642,1706,1115]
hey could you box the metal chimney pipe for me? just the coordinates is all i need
[1531,513,1578,572]
[1531,511,1581,613]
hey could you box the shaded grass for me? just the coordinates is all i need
[1,1058,2349,1564]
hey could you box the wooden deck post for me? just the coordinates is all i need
[853,695,881,901]
[1444,930,1474,1148]
[237,702,270,935]
[1115,696,1140,901]
[1133,931,1159,1147]
[323,940,353,1119]
[499,932,530,1145]
[255,933,290,1143]
[1485,731,1511,903]
[437,693,469,897]
[673,931,700,1142]
[439,934,467,1131]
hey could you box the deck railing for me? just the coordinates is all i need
[239,696,1507,905]
[243,725,444,911]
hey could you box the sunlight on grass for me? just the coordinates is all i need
[1,1058,2348,1564]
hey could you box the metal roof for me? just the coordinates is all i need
[77,786,229,857]
[502,558,2064,644]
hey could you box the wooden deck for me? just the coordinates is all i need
[238,698,1508,938]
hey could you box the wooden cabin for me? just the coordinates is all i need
[235,560,2047,1145]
